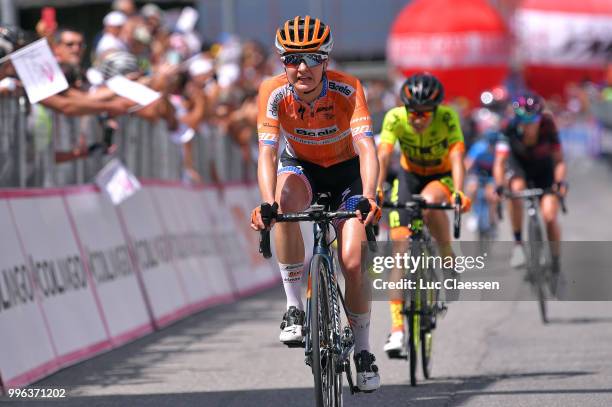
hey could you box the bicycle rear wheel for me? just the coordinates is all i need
[310,255,342,407]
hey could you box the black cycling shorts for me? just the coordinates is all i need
[278,150,363,212]
[506,155,554,191]
[388,169,454,228]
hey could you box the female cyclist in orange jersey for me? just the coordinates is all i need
[250,16,381,391]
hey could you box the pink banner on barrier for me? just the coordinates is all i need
[0,181,279,391]
[64,191,154,346]
[117,188,191,328]
[210,185,279,295]
[8,194,112,372]
[0,199,59,391]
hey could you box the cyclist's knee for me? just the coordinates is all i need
[484,184,496,202]
[422,182,451,204]
[509,177,526,192]
[542,209,558,225]
[342,258,361,280]
[390,226,410,240]
[276,176,310,212]
[540,195,559,224]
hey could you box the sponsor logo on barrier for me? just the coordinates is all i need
[0,264,35,313]
[29,255,88,297]
[86,245,134,284]
[230,205,267,267]
[134,232,217,272]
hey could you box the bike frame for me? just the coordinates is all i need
[304,220,343,364]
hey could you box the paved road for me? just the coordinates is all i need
[3,158,612,406]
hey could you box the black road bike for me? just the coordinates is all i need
[383,194,461,386]
[499,188,567,324]
[259,195,377,407]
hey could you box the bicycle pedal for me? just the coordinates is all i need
[386,349,407,360]
[284,340,305,348]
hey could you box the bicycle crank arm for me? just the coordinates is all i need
[340,344,354,363]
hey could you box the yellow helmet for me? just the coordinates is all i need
[275,15,333,55]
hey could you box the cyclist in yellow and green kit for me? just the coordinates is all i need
[376,73,471,358]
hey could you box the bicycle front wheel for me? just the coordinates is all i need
[527,219,547,324]
[406,299,418,386]
[310,255,342,407]
[421,282,435,379]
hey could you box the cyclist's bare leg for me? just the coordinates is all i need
[337,218,369,312]
[274,172,309,263]
[484,183,497,225]
[337,218,372,352]
[541,193,561,257]
[509,176,526,240]
[465,177,478,200]
[384,228,410,353]
[421,181,452,258]
[275,172,310,311]
[389,228,410,301]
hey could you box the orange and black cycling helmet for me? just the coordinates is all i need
[275,16,334,55]
[400,73,444,110]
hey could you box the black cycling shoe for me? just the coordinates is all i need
[279,306,305,346]
[354,350,380,392]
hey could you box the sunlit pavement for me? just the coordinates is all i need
[3,158,612,406]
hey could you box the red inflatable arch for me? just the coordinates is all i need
[387,0,510,106]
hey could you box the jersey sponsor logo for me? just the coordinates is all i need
[260,122,278,129]
[400,138,449,168]
[316,105,333,113]
[266,85,289,119]
[295,125,339,137]
[341,187,351,202]
[441,111,458,133]
[350,116,370,124]
[328,81,355,97]
[383,113,401,131]
[285,129,351,145]
[259,132,278,140]
[351,125,373,137]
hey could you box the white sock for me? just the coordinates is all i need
[346,308,371,353]
[279,262,304,310]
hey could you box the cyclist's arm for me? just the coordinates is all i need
[464,140,485,173]
[449,145,465,193]
[258,146,278,204]
[356,137,379,200]
[377,145,393,193]
[552,149,566,185]
[548,117,567,185]
[256,79,281,204]
[446,108,466,192]
[350,79,378,200]
[493,139,509,187]
[376,109,399,192]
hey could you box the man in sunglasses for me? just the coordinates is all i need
[376,73,470,358]
[52,27,86,66]
[493,92,567,272]
[250,16,381,391]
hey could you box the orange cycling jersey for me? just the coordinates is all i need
[257,70,373,168]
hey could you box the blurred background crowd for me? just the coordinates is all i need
[0,0,610,188]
